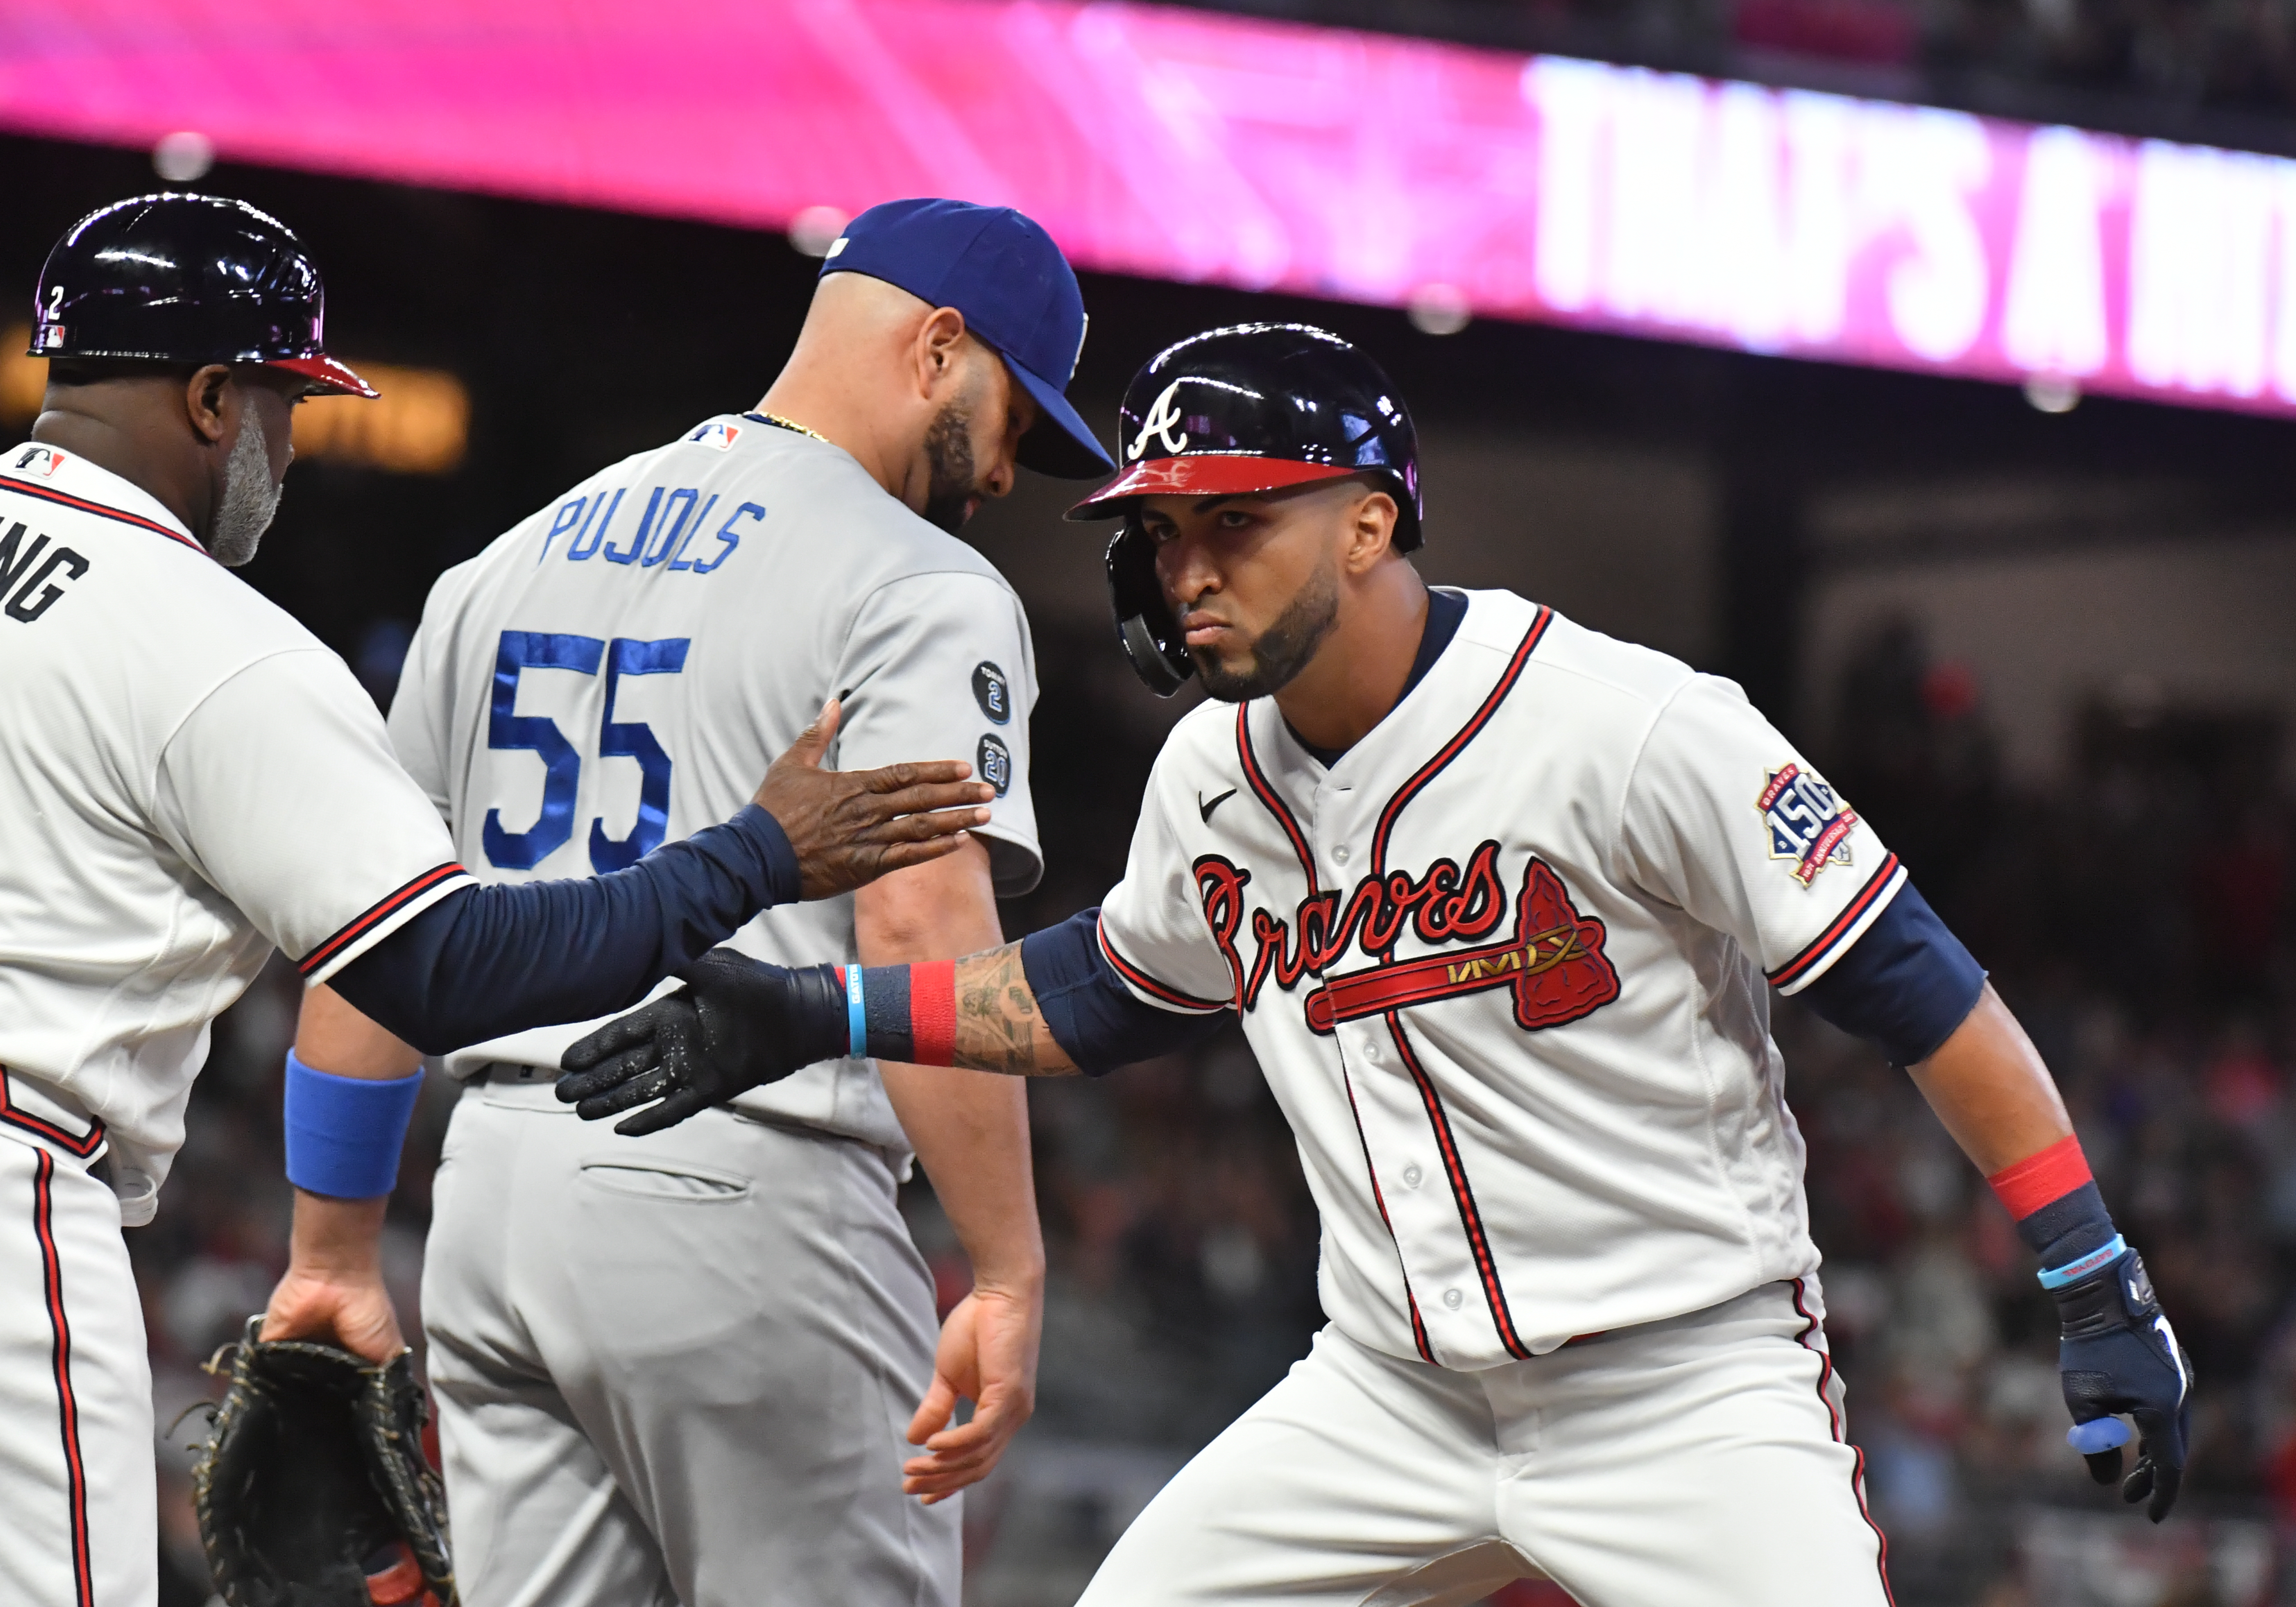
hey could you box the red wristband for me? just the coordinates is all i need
[911,960,957,1066]
[1986,1133,2092,1220]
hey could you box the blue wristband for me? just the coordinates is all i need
[847,966,868,1059]
[2039,1234,2128,1290]
[282,1050,423,1200]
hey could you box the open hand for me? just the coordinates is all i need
[557,948,848,1134]
[757,701,994,900]
[902,1282,1042,1504]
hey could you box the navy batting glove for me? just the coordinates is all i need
[556,949,847,1136]
[2052,1248,2192,1522]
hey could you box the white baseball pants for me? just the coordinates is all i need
[0,1099,155,1607]
[421,1074,959,1607]
[1077,1279,1891,1607]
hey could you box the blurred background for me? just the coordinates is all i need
[2,1,2292,1603]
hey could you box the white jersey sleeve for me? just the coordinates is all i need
[1093,736,1237,1015]
[830,570,1043,896]
[152,648,473,985]
[1616,675,1906,995]
[385,615,455,822]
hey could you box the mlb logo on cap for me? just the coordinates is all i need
[820,199,1114,479]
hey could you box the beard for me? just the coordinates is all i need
[1193,557,1342,703]
[210,410,284,567]
[920,394,980,535]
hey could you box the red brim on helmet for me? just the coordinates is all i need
[266,354,378,398]
[1065,454,1360,520]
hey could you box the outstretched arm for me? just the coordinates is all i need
[948,943,1075,1076]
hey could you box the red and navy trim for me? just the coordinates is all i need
[1236,706,1319,895]
[1387,1017,1532,1359]
[1767,855,1904,994]
[29,1149,95,1607]
[296,863,467,978]
[1095,916,1228,1013]
[1363,610,1550,1362]
[1369,608,1550,876]
[1791,1278,1894,1606]
[1338,1064,1437,1363]
[0,1074,104,1160]
[0,477,206,555]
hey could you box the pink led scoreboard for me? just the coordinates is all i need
[4,0,2293,415]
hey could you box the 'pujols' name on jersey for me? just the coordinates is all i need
[1094,591,1907,1372]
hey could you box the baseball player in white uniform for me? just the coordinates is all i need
[562,323,2194,1606]
[0,193,988,1607]
[282,199,1113,1605]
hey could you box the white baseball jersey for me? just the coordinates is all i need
[389,414,1040,1152]
[1097,588,1904,1370]
[0,445,472,1207]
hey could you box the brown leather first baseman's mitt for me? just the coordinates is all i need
[191,1317,457,1607]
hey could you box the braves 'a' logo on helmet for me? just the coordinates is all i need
[1126,380,1189,461]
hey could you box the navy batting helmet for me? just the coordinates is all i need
[1068,323,1422,696]
[31,193,375,396]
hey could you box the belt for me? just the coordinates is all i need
[475,1060,556,1087]
[0,1067,106,1161]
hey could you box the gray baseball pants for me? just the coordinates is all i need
[421,1072,958,1607]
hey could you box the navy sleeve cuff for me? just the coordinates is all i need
[1794,878,1986,1067]
[730,803,801,907]
[1021,910,1229,1076]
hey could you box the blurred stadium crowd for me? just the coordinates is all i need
[141,612,2291,1605]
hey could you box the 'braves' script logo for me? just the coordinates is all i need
[1191,843,1619,1035]
[1127,380,1189,460]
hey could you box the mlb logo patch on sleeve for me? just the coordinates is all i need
[689,421,743,451]
[1757,763,1857,887]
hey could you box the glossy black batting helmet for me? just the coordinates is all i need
[31,193,375,396]
[1067,323,1421,696]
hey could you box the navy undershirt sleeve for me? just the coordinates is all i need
[329,805,800,1054]
[1021,909,1230,1076]
[1793,878,1987,1067]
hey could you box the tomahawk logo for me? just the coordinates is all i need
[1127,380,1189,460]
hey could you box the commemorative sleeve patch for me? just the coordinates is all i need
[1757,763,1857,887]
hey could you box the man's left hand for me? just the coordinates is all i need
[2054,1247,2192,1522]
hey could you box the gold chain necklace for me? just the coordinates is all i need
[757,410,826,442]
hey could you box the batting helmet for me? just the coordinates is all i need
[31,193,375,397]
[1067,323,1421,695]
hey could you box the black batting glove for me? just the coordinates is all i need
[2052,1247,2193,1522]
[555,949,848,1136]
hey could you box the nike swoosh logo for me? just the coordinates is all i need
[1197,788,1237,823]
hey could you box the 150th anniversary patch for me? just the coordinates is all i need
[1758,763,1857,887]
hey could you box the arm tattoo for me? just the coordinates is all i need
[953,942,1072,1076]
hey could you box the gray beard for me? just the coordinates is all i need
[210,411,283,567]
[1195,559,1342,703]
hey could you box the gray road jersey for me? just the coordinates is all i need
[389,415,1041,1153]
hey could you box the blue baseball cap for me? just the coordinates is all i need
[821,198,1114,478]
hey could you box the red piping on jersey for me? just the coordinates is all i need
[1369,608,1551,882]
[30,1150,95,1607]
[1236,706,1319,896]
[1766,855,1902,991]
[1239,706,1436,1356]
[297,863,467,978]
[1386,1016,1532,1359]
[0,1074,104,1160]
[1361,610,1551,1363]
[1338,1061,1437,1363]
[0,476,207,555]
[1095,915,1227,1012]
[1791,1278,1895,1606]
